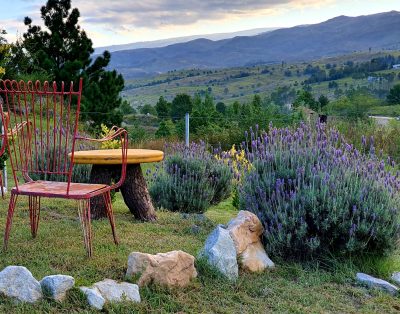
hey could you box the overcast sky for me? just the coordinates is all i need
[1,0,400,47]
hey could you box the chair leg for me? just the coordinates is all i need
[29,196,41,238]
[0,172,4,199]
[3,192,18,251]
[78,199,93,257]
[102,191,119,245]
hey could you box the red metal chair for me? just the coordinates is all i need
[0,79,128,257]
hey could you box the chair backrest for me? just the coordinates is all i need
[0,79,83,190]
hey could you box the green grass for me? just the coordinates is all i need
[0,194,400,312]
[369,105,400,117]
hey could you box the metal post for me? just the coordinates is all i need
[185,112,189,147]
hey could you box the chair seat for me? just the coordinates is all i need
[12,180,109,199]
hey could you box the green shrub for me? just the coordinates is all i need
[149,142,232,213]
[239,122,400,259]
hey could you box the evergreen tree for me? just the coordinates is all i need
[155,96,171,119]
[216,102,226,114]
[170,93,192,120]
[387,84,400,105]
[21,0,124,129]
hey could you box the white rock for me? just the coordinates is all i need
[391,272,400,285]
[199,225,238,280]
[92,279,141,303]
[356,273,399,295]
[40,275,75,301]
[0,266,42,303]
[226,211,275,272]
[80,287,105,310]
[241,242,275,272]
[126,250,197,287]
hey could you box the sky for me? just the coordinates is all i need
[1,0,400,47]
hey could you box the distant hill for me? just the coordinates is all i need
[109,11,400,79]
[95,27,277,54]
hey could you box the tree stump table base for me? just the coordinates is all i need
[71,149,163,221]
[89,164,157,221]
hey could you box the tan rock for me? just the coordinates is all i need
[240,242,275,272]
[226,210,264,254]
[126,250,197,287]
[227,211,274,272]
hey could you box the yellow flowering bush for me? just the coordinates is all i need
[0,43,11,79]
[100,124,122,149]
[216,144,252,208]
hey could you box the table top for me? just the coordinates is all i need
[70,149,164,165]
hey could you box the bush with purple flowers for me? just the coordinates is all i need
[149,142,232,213]
[239,122,400,259]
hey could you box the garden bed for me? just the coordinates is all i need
[0,195,400,313]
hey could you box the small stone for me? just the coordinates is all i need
[80,287,105,310]
[356,273,399,295]
[0,266,43,303]
[199,225,238,280]
[126,250,197,287]
[241,242,275,272]
[40,275,75,301]
[190,224,201,234]
[92,279,140,303]
[391,272,400,285]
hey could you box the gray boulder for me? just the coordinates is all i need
[391,272,400,285]
[80,287,105,310]
[92,279,141,303]
[40,275,75,301]
[199,225,238,280]
[0,266,42,303]
[356,272,399,295]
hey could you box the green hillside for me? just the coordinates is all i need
[123,51,400,108]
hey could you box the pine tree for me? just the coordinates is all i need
[22,0,124,130]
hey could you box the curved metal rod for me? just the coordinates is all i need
[73,127,129,190]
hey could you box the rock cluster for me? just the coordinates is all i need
[0,266,75,304]
[126,250,197,287]
[199,211,275,280]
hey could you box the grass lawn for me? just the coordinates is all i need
[0,193,400,313]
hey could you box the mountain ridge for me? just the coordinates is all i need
[108,11,400,79]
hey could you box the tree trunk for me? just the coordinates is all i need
[120,164,157,222]
[89,165,116,219]
[89,164,157,221]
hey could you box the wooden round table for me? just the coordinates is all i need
[71,149,163,221]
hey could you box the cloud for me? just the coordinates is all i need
[74,0,333,30]
[2,0,335,45]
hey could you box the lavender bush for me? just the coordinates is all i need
[149,142,233,213]
[239,122,400,258]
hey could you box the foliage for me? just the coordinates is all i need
[155,120,176,138]
[21,0,124,130]
[155,96,171,119]
[0,29,11,79]
[387,84,400,105]
[139,104,157,116]
[99,124,122,149]
[149,142,232,213]
[325,92,380,120]
[216,144,252,208]
[239,122,400,259]
[171,94,192,120]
